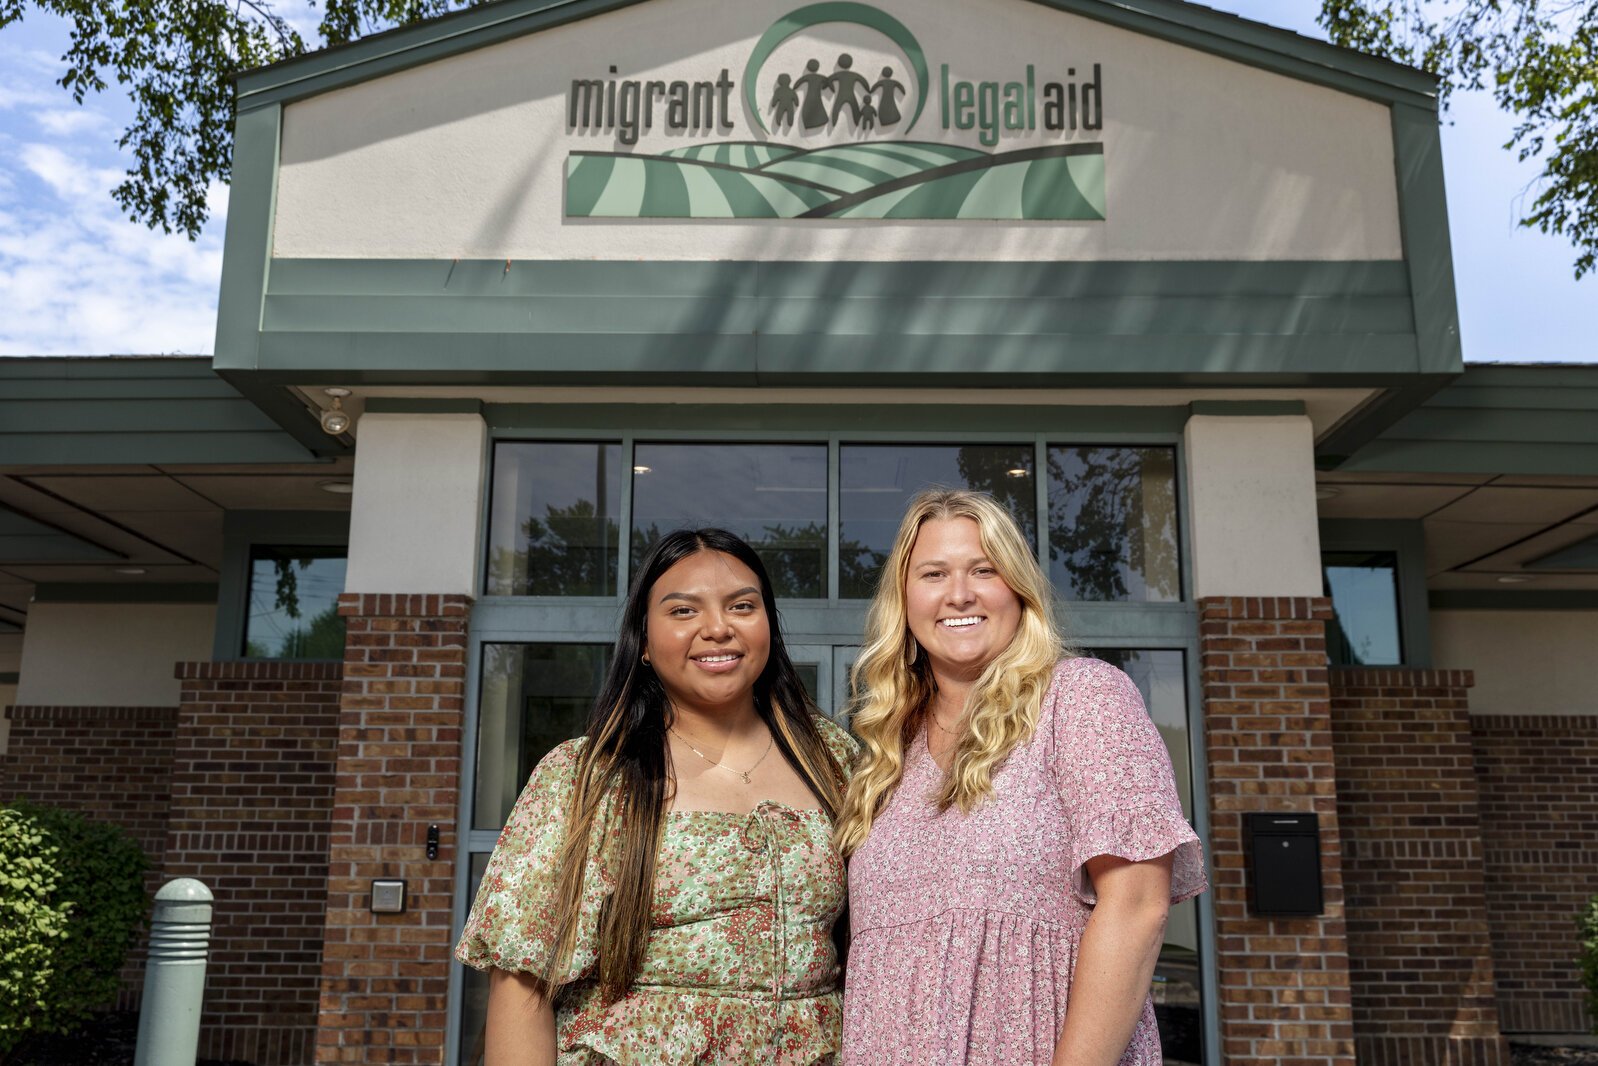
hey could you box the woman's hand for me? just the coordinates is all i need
[485,969,557,1066]
[1051,852,1174,1066]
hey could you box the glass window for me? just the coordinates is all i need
[1322,551,1403,665]
[473,643,610,830]
[486,442,623,597]
[840,444,1036,599]
[243,547,346,659]
[1047,446,1180,602]
[631,443,827,599]
[1084,648,1199,1065]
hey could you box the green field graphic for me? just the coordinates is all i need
[564,140,1105,220]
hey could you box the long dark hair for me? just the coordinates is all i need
[533,528,849,1002]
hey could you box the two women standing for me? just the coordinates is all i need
[457,492,1206,1065]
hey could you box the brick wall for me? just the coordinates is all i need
[1199,596,1355,1065]
[1471,714,1598,1034]
[0,704,178,1003]
[315,593,468,1065]
[166,660,343,1066]
[1329,667,1508,1065]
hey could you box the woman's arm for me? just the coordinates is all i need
[484,969,557,1066]
[1051,852,1174,1066]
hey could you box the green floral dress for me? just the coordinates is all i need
[455,717,858,1065]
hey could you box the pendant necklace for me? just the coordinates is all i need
[669,725,774,785]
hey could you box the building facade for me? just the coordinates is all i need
[2,0,1596,1063]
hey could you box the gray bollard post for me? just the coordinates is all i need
[134,878,214,1066]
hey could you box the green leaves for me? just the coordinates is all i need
[0,0,477,239]
[1320,0,1598,278]
[0,804,148,1047]
[1582,892,1598,1033]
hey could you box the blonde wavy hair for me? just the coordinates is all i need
[835,489,1068,857]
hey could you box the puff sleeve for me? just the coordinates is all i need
[1045,657,1207,906]
[454,738,614,983]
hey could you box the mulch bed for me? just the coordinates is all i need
[1512,1045,1598,1065]
[8,1011,247,1066]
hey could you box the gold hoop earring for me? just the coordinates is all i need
[907,640,918,665]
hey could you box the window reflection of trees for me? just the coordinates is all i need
[1049,447,1179,602]
[484,445,1181,603]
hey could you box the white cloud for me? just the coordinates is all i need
[0,137,224,355]
[33,107,110,137]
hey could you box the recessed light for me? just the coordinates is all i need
[114,567,147,575]
[1316,486,1341,500]
[633,465,652,475]
[1005,468,1030,479]
[318,480,355,495]
[1496,575,1531,584]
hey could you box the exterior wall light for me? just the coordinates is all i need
[321,388,353,436]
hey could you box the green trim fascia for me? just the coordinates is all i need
[214,372,351,459]
[212,103,280,377]
[1390,102,1463,377]
[1319,518,1431,667]
[31,583,219,604]
[231,0,1436,114]
[1429,589,1598,611]
[0,356,214,379]
[1187,401,1305,418]
[232,258,1424,386]
[484,403,1191,434]
[266,257,1413,298]
[1314,374,1455,468]
[1340,440,1598,477]
[213,510,351,660]
[364,399,486,416]
[0,355,321,466]
[1449,364,1598,389]
[247,332,1423,386]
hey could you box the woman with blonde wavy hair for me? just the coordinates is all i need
[836,490,1206,1066]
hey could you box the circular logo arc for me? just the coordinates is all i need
[742,2,930,135]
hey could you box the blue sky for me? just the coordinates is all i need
[0,0,1590,361]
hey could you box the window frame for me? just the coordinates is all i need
[448,407,1217,1066]
[213,510,351,661]
[1318,518,1431,668]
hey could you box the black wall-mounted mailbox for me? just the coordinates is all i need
[1244,812,1323,917]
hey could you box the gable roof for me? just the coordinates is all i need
[233,0,1440,114]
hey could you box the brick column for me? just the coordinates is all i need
[1200,596,1355,1065]
[1330,667,1508,1065]
[1471,714,1598,1034]
[315,593,469,1065]
[166,660,344,1065]
[0,704,178,1004]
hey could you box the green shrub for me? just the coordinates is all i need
[0,804,148,1048]
[0,807,70,1055]
[1581,893,1598,1035]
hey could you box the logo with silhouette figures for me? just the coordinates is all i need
[563,2,1106,220]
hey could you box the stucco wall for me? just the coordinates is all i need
[15,603,217,707]
[273,0,1402,262]
[1431,609,1598,716]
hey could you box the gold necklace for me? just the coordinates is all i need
[669,725,774,785]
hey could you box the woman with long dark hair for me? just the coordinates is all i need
[456,529,856,1066]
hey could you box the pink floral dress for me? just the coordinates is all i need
[456,717,857,1065]
[841,657,1207,1066]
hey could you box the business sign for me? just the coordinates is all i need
[563,2,1106,220]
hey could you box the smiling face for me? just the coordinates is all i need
[904,516,1024,685]
[644,549,772,719]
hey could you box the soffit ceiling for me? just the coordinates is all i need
[1317,472,1598,590]
[0,460,354,628]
